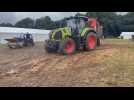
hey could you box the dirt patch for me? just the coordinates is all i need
[0,40,134,87]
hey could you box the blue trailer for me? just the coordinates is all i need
[5,33,34,49]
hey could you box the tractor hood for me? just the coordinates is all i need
[49,27,71,40]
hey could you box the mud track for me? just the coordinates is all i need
[0,41,130,87]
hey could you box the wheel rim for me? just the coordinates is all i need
[88,35,96,49]
[65,40,74,54]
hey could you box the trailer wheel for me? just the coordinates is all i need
[32,42,35,46]
[97,38,101,46]
[45,45,52,53]
[45,46,52,53]
[28,40,35,47]
[60,38,76,55]
[8,45,13,49]
[85,32,97,51]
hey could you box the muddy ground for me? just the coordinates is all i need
[0,39,134,87]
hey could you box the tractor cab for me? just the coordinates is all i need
[66,16,96,49]
[66,16,89,36]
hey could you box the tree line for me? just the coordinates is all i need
[1,12,134,37]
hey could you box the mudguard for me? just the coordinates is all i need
[80,27,96,37]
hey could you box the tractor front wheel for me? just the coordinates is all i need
[60,38,76,55]
[85,32,97,51]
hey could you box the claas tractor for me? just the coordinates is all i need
[5,33,34,49]
[45,16,103,55]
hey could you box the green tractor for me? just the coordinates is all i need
[45,16,103,55]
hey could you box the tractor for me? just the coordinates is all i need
[5,33,34,49]
[45,16,103,55]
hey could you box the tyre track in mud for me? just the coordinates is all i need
[30,51,104,86]
[0,42,125,86]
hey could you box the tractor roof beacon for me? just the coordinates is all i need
[45,16,103,55]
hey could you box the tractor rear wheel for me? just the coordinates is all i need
[85,32,97,51]
[60,38,76,55]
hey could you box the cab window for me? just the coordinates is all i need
[77,19,86,33]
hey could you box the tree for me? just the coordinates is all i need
[35,16,55,30]
[0,23,13,27]
[121,12,134,32]
[86,12,122,37]
[15,18,34,28]
[12,12,134,37]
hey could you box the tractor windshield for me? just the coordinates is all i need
[67,19,77,32]
[67,18,86,34]
[77,19,86,33]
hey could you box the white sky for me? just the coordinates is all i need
[14,12,86,20]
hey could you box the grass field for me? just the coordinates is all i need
[99,39,134,86]
[0,39,134,86]
[0,44,5,47]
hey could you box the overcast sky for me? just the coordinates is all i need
[0,12,127,24]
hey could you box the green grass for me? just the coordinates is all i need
[0,43,6,47]
[104,38,134,45]
[100,39,134,86]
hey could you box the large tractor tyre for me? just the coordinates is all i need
[8,45,14,49]
[45,46,52,53]
[29,40,35,46]
[97,38,101,46]
[84,32,97,51]
[23,42,27,47]
[60,38,76,55]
